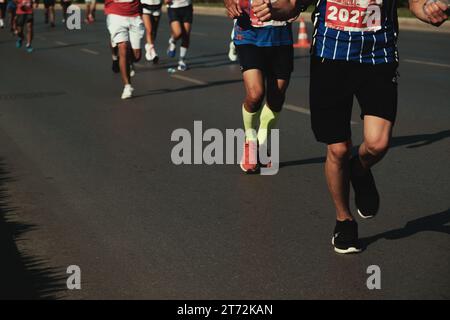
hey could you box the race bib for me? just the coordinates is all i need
[325,0,383,32]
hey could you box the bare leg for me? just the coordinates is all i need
[326,141,353,221]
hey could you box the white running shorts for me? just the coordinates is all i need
[107,14,144,49]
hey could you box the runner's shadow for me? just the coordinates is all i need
[390,129,450,149]
[280,156,325,168]
[360,208,450,248]
[36,42,98,52]
[0,158,66,299]
[281,129,450,168]
[134,78,243,98]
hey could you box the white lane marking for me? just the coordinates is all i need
[285,104,358,125]
[404,59,450,68]
[284,104,312,116]
[55,41,68,46]
[80,48,100,55]
[171,74,208,85]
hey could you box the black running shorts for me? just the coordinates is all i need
[310,56,398,144]
[44,0,56,8]
[167,5,193,24]
[236,44,294,80]
[16,13,33,27]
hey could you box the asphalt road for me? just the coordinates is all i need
[0,10,449,300]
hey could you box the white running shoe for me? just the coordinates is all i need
[145,43,159,64]
[167,38,176,58]
[121,84,134,100]
[129,64,136,77]
[0,19,4,29]
[228,41,237,62]
[177,60,187,71]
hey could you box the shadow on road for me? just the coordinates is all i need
[134,78,243,98]
[0,159,66,300]
[36,42,99,52]
[390,129,450,149]
[280,129,450,168]
[361,208,450,248]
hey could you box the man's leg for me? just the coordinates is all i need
[258,77,289,148]
[16,16,23,47]
[178,21,191,70]
[348,116,392,219]
[26,20,33,47]
[239,69,265,172]
[49,5,55,26]
[142,14,152,46]
[356,116,392,172]
[168,20,182,57]
[118,42,130,86]
[326,140,353,221]
[150,14,160,42]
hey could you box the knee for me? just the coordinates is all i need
[118,43,128,55]
[365,137,390,157]
[327,142,351,163]
[245,88,265,112]
[133,50,142,62]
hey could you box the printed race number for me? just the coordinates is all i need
[326,0,382,32]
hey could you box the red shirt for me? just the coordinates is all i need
[16,0,33,15]
[104,0,140,17]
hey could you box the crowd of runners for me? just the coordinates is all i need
[0,0,448,254]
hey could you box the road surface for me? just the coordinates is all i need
[0,11,449,299]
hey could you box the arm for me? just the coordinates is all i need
[253,0,314,22]
[409,0,448,26]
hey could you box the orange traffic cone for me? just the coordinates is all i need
[293,17,311,49]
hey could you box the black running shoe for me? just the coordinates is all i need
[112,59,120,73]
[332,220,362,254]
[350,156,380,219]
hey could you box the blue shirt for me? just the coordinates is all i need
[312,0,399,64]
[234,0,293,47]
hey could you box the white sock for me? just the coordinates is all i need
[180,46,188,60]
[169,37,176,51]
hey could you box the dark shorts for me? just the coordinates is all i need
[6,1,16,12]
[16,13,33,27]
[235,44,294,80]
[44,0,56,8]
[167,4,193,24]
[61,1,71,10]
[310,56,398,144]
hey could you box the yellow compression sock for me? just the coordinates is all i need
[242,104,259,142]
[257,104,280,146]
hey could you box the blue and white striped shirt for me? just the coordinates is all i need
[312,0,399,64]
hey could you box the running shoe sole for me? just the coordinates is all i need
[332,237,362,254]
[239,163,259,174]
[357,209,375,219]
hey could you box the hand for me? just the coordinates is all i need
[423,0,448,26]
[224,0,242,19]
[253,0,272,22]
[164,0,172,5]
